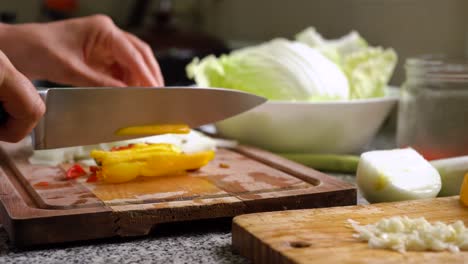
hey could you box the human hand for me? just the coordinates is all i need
[0,15,163,87]
[0,51,45,142]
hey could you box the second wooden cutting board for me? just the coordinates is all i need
[232,196,468,264]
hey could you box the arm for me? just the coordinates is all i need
[0,15,164,87]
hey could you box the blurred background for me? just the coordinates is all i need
[0,0,466,86]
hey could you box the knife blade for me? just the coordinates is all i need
[20,87,265,149]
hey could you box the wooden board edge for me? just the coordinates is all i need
[111,188,356,237]
[0,142,358,246]
[241,188,356,213]
[0,204,117,248]
[113,200,247,237]
[233,196,461,222]
[0,167,355,247]
[232,219,295,264]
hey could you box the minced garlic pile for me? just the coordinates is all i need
[348,216,468,253]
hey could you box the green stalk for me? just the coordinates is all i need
[279,153,360,173]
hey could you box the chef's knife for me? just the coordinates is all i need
[1,87,266,149]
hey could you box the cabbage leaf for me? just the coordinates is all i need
[296,27,397,99]
[187,39,349,101]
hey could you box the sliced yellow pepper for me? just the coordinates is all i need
[460,173,468,206]
[91,143,180,164]
[90,143,215,184]
[115,124,190,136]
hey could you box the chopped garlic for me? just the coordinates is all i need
[348,216,468,253]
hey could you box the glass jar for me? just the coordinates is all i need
[397,56,468,160]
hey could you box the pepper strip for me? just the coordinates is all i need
[90,143,214,183]
[114,124,190,136]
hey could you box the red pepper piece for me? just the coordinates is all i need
[86,173,98,183]
[111,144,135,151]
[66,164,87,179]
[35,181,49,187]
[89,165,99,173]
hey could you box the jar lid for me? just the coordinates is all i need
[406,55,468,82]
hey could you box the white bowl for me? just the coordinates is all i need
[215,87,399,154]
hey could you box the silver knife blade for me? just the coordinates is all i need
[33,87,266,149]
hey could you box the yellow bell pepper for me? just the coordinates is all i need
[90,143,215,184]
[91,143,180,164]
[115,124,190,136]
[459,173,468,206]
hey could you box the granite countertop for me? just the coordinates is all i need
[0,219,246,264]
[0,131,395,264]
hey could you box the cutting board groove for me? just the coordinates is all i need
[0,139,356,246]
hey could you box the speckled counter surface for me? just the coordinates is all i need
[0,131,395,264]
[0,218,247,264]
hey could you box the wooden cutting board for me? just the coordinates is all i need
[232,196,468,264]
[0,139,356,247]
